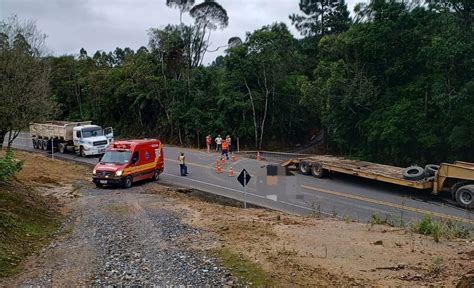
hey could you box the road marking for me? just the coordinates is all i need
[163,173,334,216]
[12,143,472,225]
[302,185,474,225]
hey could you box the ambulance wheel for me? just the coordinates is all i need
[123,176,133,189]
[152,170,160,181]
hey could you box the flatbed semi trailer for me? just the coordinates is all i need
[282,155,474,209]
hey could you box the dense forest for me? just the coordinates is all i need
[2,0,473,166]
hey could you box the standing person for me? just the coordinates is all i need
[226,135,232,153]
[215,135,222,152]
[205,134,212,153]
[221,139,229,160]
[177,152,187,176]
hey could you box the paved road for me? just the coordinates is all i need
[7,133,474,228]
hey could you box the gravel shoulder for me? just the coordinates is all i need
[2,182,235,287]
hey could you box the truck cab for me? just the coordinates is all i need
[73,125,113,156]
[92,139,164,188]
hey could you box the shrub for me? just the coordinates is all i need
[0,150,23,184]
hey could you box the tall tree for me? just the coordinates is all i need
[0,16,57,148]
[166,0,196,23]
[189,0,229,66]
[290,0,351,36]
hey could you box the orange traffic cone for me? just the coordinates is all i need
[216,158,221,166]
[228,166,234,177]
[215,162,223,173]
[256,151,261,161]
[221,156,227,165]
[231,153,237,161]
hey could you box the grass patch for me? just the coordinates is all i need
[410,214,470,242]
[213,247,272,287]
[0,182,61,277]
[368,214,393,226]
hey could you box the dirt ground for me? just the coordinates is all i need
[152,187,474,287]
[2,151,474,287]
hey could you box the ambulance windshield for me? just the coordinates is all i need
[101,151,131,164]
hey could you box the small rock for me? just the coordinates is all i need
[373,240,383,246]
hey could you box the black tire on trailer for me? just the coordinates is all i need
[152,170,160,181]
[299,161,311,175]
[424,164,440,176]
[123,176,133,189]
[311,162,327,178]
[37,139,43,150]
[32,139,38,149]
[455,185,474,209]
[402,166,426,181]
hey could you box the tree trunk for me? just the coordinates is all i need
[0,131,7,150]
[244,80,259,149]
[7,130,20,149]
[259,67,270,150]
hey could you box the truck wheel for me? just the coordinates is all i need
[402,166,426,181]
[311,163,326,178]
[299,161,311,175]
[152,170,160,181]
[424,164,440,176]
[95,182,103,188]
[123,176,133,188]
[80,147,86,157]
[455,185,474,209]
[59,143,66,154]
[42,140,48,151]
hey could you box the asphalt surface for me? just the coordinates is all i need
[8,132,474,229]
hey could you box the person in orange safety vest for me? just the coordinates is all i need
[221,140,229,160]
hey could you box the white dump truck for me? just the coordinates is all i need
[30,121,113,157]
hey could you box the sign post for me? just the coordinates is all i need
[237,168,251,209]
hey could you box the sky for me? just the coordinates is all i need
[1,0,361,64]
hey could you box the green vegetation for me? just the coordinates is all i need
[410,214,470,242]
[368,213,393,226]
[429,256,444,276]
[2,0,473,166]
[0,150,23,184]
[213,247,272,287]
[0,183,60,276]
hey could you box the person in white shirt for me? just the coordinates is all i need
[215,135,222,152]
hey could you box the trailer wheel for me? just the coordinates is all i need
[455,185,474,209]
[123,176,133,189]
[424,164,440,176]
[152,170,160,181]
[402,166,426,181]
[311,163,327,178]
[299,161,311,175]
[32,139,38,149]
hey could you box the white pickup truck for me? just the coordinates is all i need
[30,121,113,156]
